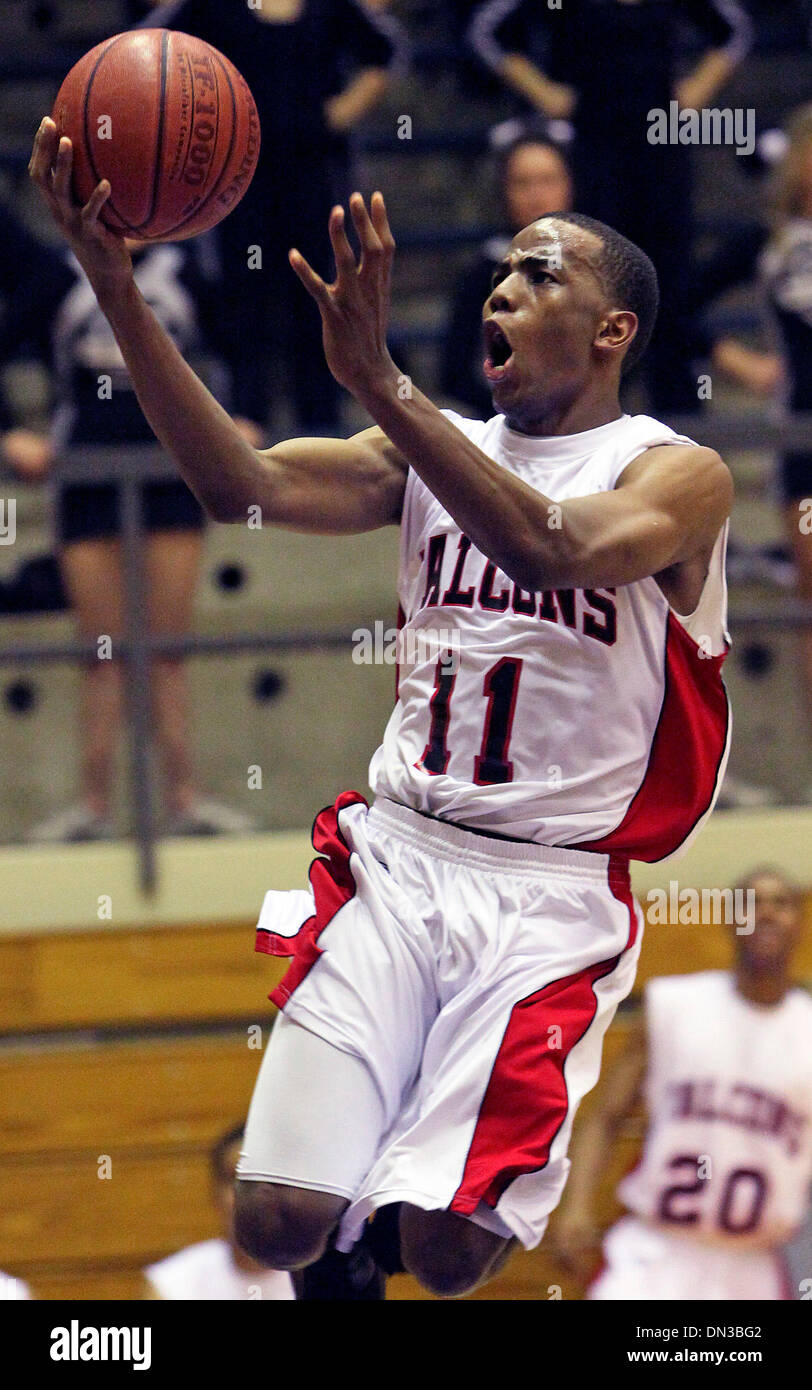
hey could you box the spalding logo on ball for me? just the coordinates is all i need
[52,29,261,242]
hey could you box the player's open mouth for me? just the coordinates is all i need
[483,320,515,381]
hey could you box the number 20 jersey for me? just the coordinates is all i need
[618,972,812,1247]
[369,410,731,862]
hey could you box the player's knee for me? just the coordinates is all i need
[404,1241,490,1298]
[399,1209,498,1298]
[233,1180,344,1269]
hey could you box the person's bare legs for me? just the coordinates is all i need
[145,529,205,816]
[58,538,126,818]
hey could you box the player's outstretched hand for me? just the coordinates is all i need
[29,117,133,300]
[289,191,396,397]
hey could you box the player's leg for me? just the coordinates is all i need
[334,807,643,1297]
[234,1012,389,1268]
[58,531,126,819]
[280,172,342,434]
[235,796,439,1279]
[144,523,204,817]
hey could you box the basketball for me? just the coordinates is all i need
[51,29,260,242]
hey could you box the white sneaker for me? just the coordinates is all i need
[28,803,115,843]
[165,798,257,836]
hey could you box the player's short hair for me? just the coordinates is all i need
[210,1122,245,1185]
[549,212,660,376]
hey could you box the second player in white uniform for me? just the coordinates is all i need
[593,972,812,1300]
[555,869,811,1301]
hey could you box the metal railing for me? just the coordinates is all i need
[2,415,812,892]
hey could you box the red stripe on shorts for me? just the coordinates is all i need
[450,857,638,1215]
[256,790,367,1009]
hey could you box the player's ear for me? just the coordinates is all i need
[595,309,637,362]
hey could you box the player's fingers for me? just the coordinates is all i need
[349,192,382,259]
[370,191,396,255]
[52,135,74,203]
[289,248,330,307]
[81,179,112,227]
[327,205,357,279]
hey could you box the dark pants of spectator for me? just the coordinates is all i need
[216,159,342,433]
[574,138,699,415]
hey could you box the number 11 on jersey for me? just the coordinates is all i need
[420,655,524,785]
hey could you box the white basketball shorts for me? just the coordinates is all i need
[243,791,643,1252]
[588,1215,790,1300]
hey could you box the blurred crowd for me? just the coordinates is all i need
[0,0,811,837]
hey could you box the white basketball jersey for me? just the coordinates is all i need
[370,411,731,861]
[619,972,812,1249]
[144,1238,294,1300]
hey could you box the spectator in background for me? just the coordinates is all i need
[143,1124,295,1300]
[0,226,254,841]
[145,0,405,441]
[441,121,574,419]
[712,106,812,773]
[0,193,57,472]
[467,0,753,416]
[756,106,812,767]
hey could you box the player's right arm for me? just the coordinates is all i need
[28,118,407,533]
[549,1010,648,1282]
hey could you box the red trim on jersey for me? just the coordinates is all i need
[450,860,638,1215]
[255,790,366,1008]
[577,612,730,863]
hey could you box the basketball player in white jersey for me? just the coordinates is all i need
[554,868,812,1301]
[30,118,734,1298]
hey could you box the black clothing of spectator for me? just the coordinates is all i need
[442,236,511,421]
[145,0,401,433]
[0,197,57,430]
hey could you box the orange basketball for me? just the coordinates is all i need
[52,28,261,242]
